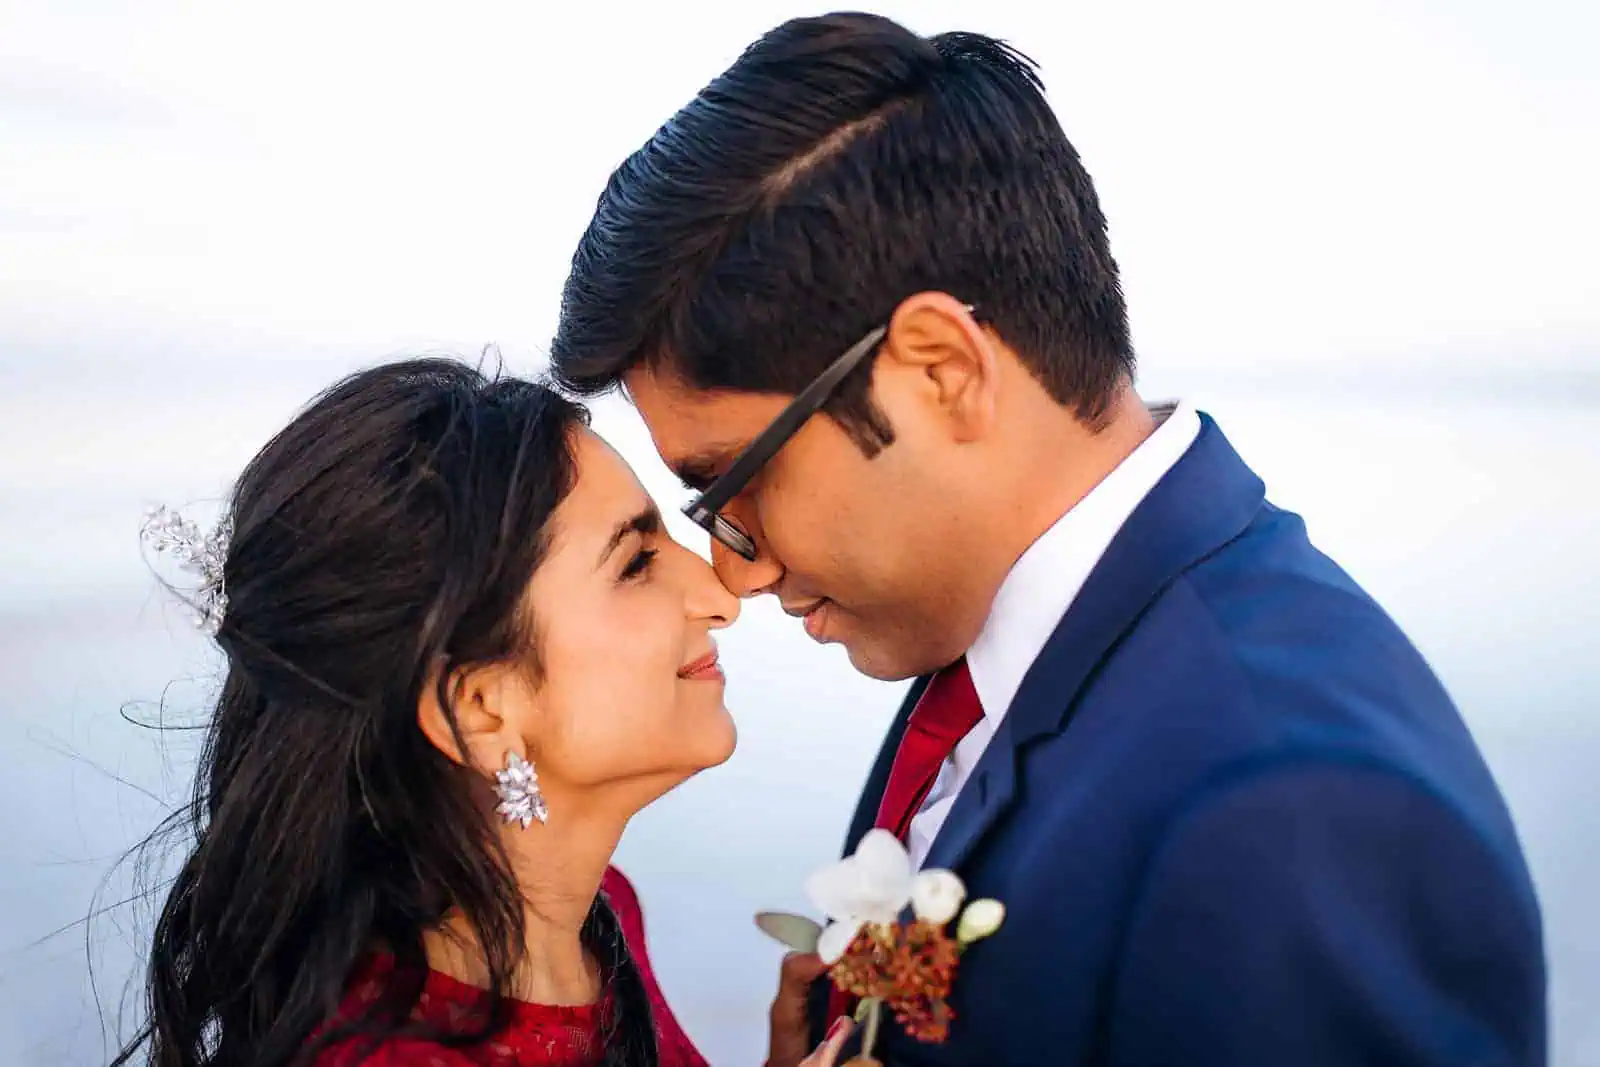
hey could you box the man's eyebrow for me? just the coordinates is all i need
[597,505,663,568]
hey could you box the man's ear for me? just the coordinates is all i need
[416,661,532,776]
[881,293,998,443]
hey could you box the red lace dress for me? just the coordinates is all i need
[310,868,708,1066]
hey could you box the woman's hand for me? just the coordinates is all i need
[767,951,855,1067]
[797,1015,855,1066]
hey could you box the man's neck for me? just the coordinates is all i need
[991,385,1157,576]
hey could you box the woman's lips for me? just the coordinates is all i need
[677,650,723,681]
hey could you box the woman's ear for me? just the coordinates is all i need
[416,661,535,776]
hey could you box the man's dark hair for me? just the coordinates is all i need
[551,11,1135,448]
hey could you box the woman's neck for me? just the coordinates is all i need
[425,806,627,1006]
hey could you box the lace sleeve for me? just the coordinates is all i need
[310,1034,481,1066]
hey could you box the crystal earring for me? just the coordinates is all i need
[494,751,548,828]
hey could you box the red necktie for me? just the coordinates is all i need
[873,659,985,838]
[826,659,985,1027]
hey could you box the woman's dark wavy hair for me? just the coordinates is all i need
[113,359,659,1067]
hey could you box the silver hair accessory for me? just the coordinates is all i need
[494,751,548,828]
[140,504,232,636]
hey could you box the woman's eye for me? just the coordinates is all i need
[620,548,658,581]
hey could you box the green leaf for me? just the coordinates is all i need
[753,910,824,953]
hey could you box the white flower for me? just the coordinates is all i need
[816,913,865,965]
[956,898,1006,944]
[910,869,966,925]
[804,829,970,962]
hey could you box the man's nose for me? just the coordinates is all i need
[711,535,784,598]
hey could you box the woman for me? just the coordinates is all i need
[116,360,852,1066]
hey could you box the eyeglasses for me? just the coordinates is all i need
[681,305,976,561]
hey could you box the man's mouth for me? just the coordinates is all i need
[784,599,832,643]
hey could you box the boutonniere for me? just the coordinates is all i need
[757,830,1006,1062]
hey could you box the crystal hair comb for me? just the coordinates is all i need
[140,504,232,635]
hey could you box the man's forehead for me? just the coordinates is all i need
[623,363,714,417]
[624,364,785,463]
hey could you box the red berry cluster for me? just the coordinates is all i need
[828,920,963,1043]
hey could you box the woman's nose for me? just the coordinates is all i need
[687,549,742,627]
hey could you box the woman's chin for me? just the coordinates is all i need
[632,710,738,797]
[627,731,736,810]
[688,706,738,771]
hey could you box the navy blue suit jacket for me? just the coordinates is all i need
[812,414,1544,1065]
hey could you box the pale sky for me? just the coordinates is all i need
[3,0,1596,380]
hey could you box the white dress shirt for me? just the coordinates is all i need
[906,400,1202,869]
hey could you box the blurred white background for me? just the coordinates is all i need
[2,1,1597,1063]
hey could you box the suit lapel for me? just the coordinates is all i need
[922,414,1266,873]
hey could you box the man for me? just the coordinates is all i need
[551,12,1544,1066]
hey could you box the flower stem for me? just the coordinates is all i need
[861,997,883,1059]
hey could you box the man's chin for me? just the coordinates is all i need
[838,636,927,683]
[797,603,942,680]
[831,623,967,682]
